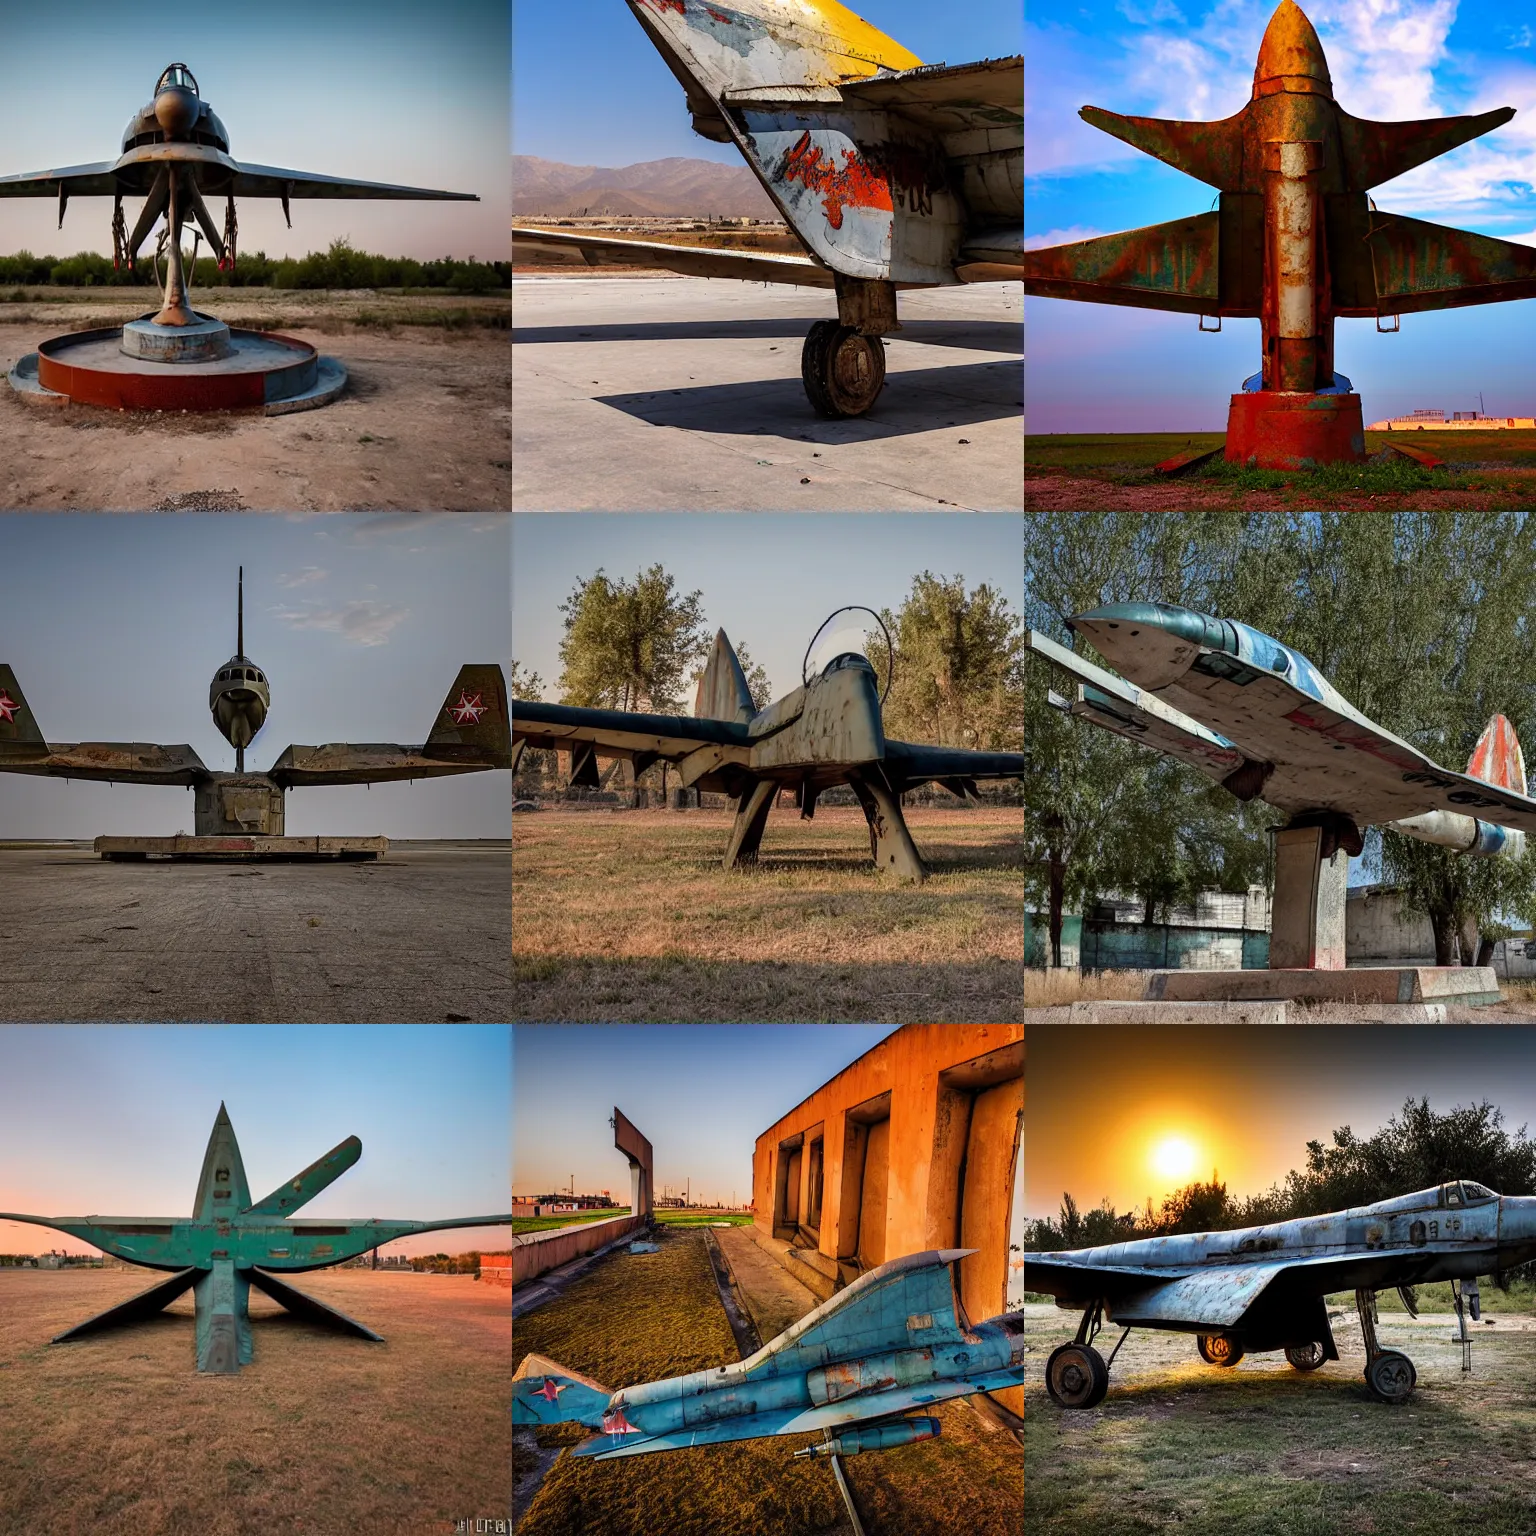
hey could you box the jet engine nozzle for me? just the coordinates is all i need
[155,88,199,138]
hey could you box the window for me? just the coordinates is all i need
[156,64,199,96]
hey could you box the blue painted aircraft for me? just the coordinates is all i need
[513,1248,1023,1458]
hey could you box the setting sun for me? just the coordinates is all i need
[1150,1135,1198,1183]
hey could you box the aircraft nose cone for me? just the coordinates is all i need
[155,88,197,137]
[1254,0,1332,96]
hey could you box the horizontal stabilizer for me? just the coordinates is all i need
[1080,106,1243,190]
[839,56,1023,135]
[1339,106,1516,192]
[513,1352,613,1426]
[245,1136,362,1218]
[1367,212,1536,313]
[511,228,832,288]
[1025,213,1219,313]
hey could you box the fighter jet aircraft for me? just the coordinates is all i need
[0,1103,512,1374]
[512,2,1022,417]
[1027,604,1536,862]
[1029,1179,1535,1406]
[0,570,510,841]
[512,609,1024,882]
[0,62,477,327]
[514,1247,1024,1455]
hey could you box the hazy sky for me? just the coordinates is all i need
[1028,0,1536,428]
[0,0,508,262]
[0,1024,510,1259]
[511,512,1024,705]
[0,514,510,839]
[512,0,1024,165]
[1027,1026,1536,1221]
[514,1023,1025,1306]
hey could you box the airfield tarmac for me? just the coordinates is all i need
[1023,1297,1536,1533]
[511,274,1022,511]
[0,842,510,1023]
[0,1267,510,1535]
[0,290,509,510]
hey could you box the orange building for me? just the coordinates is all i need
[752,1023,1023,1415]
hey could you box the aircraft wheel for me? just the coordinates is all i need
[1365,1350,1416,1403]
[1045,1342,1108,1409]
[802,321,885,418]
[1196,1334,1245,1368]
[1285,1342,1328,1372]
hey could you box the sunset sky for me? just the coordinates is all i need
[0,1025,511,1260]
[1027,1026,1536,1222]
[0,0,508,262]
[1028,0,1536,429]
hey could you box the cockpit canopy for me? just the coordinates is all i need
[1366,1180,1500,1215]
[217,664,265,686]
[156,63,199,96]
[803,606,892,701]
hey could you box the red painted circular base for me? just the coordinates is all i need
[1225,391,1366,469]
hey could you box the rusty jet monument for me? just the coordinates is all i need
[1029,1179,1530,1407]
[0,569,510,858]
[512,1,1021,418]
[1,1103,511,1375]
[513,609,1025,882]
[1027,603,1532,1001]
[1024,1,1536,469]
[1,62,477,413]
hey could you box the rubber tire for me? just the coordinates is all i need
[1365,1350,1417,1403]
[801,320,886,418]
[1196,1334,1245,1368]
[1045,1342,1109,1409]
[1285,1342,1328,1372]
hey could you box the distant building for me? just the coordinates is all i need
[477,1254,512,1288]
[1366,410,1536,431]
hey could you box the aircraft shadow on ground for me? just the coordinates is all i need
[594,359,1023,439]
[511,317,1023,352]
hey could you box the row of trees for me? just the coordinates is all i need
[0,239,509,292]
[1025,512,1536,966]
[1028,1098,1536,1252]
[514,565,1025,800]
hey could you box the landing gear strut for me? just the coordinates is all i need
[1046,1302,1126,1409]
[800,274,900,419]
[1356,1287,1417,1403]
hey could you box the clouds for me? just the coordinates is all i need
[1025,226,1109,250]
[277,566,328,588]
[271,601,410,647]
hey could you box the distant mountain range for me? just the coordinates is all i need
[511,156,778,219]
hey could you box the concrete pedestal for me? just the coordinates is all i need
[1144,966,1501,1007]
[121,312,232,363]
[1271,824,1347,969]
[1226,390,1366,469]
[94,835,387,860]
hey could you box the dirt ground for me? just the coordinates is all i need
[511,804,1024,1022]
[0,290,509,510]
[1023,472,1535,511]
[0,1266,510,1536]
[1024,1295,1536,1534]
[515,1225,1021,1536]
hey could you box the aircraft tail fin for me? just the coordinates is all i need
[513,1353,613,1427]
[0,665,47,758]
[426,664,512,766]
[694,630,755,724]
[1467,714,1527,794]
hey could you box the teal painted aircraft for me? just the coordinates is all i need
[1,1104,511,1374]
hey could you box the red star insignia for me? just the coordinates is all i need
[0,691,17,724]
[449,691,485,725]
[602,1405,639,1434]
[534,1377,567,1403]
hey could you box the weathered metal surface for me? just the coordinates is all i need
[513,1246,1024,1459]
[1,1103,511,1373]
[1025,0,1533,461]
[1152,445,1222,477]
[1225,387,1365,467]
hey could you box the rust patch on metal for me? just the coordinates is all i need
[781,132,893,229]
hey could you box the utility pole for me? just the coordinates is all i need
[686,1177,690,1209]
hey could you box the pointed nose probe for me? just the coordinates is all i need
[155,88,198,138]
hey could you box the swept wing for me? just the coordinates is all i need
[0,159,475,202]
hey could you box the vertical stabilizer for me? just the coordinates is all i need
[0,665,46,755]
[1467,714,1527,794]
[426,664,511,764]
[193,1103,252,1221]
[694,630,755,724]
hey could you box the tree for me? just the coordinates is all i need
[871,573,1024,752]
[509,659,544,700]
[557,565,710,713]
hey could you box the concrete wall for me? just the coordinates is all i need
[511,1214,647,1285]
[1347,885,1436,963]
[753,1024,1023,1415]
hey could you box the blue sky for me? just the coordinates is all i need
[0,514,510,839]
[512,0,1023,165]
[0,0,508,262]
[1027,0,1536,429]
[511,512,1024,705]
[0,1024,510,1258]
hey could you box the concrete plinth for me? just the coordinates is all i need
[1272,824,1348,969]
[121,312,232,363]
[1145,966,1501,1006]
[94,835,387,860]
[1226,390,1366,468]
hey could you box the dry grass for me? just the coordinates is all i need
[512,806,1023,1022]
[1024,1299,1536,1533]
[0,1267,509,1536]
[515,1227,1021,1536]
[1024,969,1149,1009]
